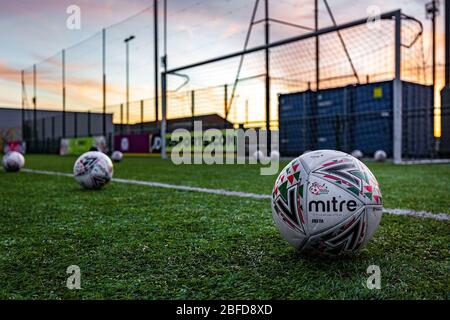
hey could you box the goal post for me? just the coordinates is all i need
[160,9,438,164]
[393,10,403,164]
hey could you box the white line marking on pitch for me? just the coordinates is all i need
[22,168,450,221]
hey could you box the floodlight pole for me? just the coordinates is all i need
[124,35,135,132]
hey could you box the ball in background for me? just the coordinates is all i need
[270,150,280,161]
[111,151,123,163]
[272,150,383,256]
[351,149,364,160]
[73,151,113,189]
[2,151,25,172]
[252,150,265,161]
[374,150,387,162]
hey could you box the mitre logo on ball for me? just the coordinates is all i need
[308,197,358,213]
[272,150,383,256]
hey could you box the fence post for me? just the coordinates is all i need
[74,113,78,138]
[161,71,167,159]
[154,0,160,129]
[52,117,55,140]
[33,64,37,147]
[313,0,319,151]
[42,118,45,143]
[265,0,271,154]
[88,111,91,137]
[245,99,249,127]
[393,10,403,164]
[62,50,66,139]
[191,90,195,131]
[120,104,124,135]
[102,28,107,138]
[20,70,26,141]
[224,84,228,128]
[141,100,144,133]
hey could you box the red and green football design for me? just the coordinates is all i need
[272,150,383,256]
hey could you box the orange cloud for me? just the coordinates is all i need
[0,62,21,83]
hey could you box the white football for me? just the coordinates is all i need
[111,151,123,163]
[73,151,113,189]
[374,150,387,162]
[351,149,364,160]
[252,150,265,161]
[270,150,280,161]
[2,151,25,172]
[272,150,383,256]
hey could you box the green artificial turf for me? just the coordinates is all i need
[23,155,450,213]
[0,155,448,299]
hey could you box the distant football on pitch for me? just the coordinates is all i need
[73,151,113,189]
[272,150,383,256]
[351,149,363,159]
[374,150,387,162]
[111,151,123,163]
[270,150,280,160]
[2,151,25,172]
[252,150,265,161]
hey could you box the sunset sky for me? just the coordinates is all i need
[0,0,446,134]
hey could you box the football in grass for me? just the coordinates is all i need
[252,150,265,161]
[111,151,123,163]
[73,151,113,189]
[374,150,387,162]
[351,149,364,160]
[2,151,25,172]
[272,150,383,256]
[270,150,280,161]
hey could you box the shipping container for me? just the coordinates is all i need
[315,87,352,151]
[278,91,313,155]
[353,81,393,155]
[278,80,433,158]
